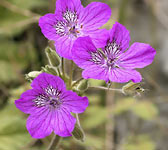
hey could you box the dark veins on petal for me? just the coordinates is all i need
[54,9,83,38]
[33,85,62,109]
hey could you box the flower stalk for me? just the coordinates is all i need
[89,86,123,94]
[61,57,65,78]
[47,134,62,150]
[72,114,85,142]
[69,60,74,88]
[72,78,84,87]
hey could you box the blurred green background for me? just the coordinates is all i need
[0,0,168,150]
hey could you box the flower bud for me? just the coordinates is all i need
[25,71,42,81]
[27,71,42,78]
[77,80,89,92]
[45,47,60,67]
[72,124,85,142]
[41,65,57,75]
[122,81,145,95]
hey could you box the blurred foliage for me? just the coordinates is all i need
[0,104,32,150]
[0,39,38,83]
[114,98,158,120]
[124,134,155,150]
[0,0,166,150]
[0,7,29,35]
[0,0,47,35]
[131,100,158,121]
[5,0,47,9]
[83,106,108,129]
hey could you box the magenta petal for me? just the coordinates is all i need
[79,2,111,30]
[15,89,40,114]
[61,91,89,113]
[39,14,61,41]
[26,108,53,138]
[53,108,76,137]
[109,69,142,83]
[55,36,74,59]
[15,72,89,138]
[109,22,130,51]
[119,42,156,69]
[31,73,66,92]
[82,65,109,81]
[55,0,83,16]
[72,36,97,68]
[86,29,109,48]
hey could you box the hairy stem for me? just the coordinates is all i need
[75,113,81,128]
[47,134,62,150]
[57,68,61,77]
[72,77,84,87]
[89,86,123,93]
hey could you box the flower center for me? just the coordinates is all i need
[54,10,83,38]
[104,41,121,57]
[33,86,62,108]
[49,96,62,107]
[106,58,115,67]
[90,41,121,70]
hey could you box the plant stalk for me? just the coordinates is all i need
[72,78,84,87]
[89,86,123,93]
[69,60,74,88]
[61,58,65,78]
[47,134,62,150]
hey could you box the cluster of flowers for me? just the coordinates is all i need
[15,0,156,139]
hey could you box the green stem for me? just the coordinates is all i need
[72,77,84,87]
[47,134,62,150]
[61,57,65,78]
[69,60,74,88]
[75,113,81,128]
[88,86,123,93]
[57,68,61,77]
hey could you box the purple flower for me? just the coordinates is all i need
[39,0,111,59]
[72,22,156,83]
[15,73,88,138]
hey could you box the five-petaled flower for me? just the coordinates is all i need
[72,22,156,83]
[15,73,88,138]
[39,0,111,59]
